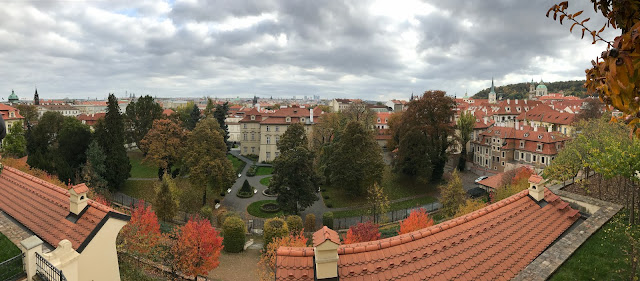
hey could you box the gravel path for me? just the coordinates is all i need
[207,247,261,281]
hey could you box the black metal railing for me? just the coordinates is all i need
[0,253,26,281]
[35,252,67,281]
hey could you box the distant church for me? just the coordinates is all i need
[528,79,548,99]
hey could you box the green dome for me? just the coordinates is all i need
[8,90,18,101]
[536,84,547,89]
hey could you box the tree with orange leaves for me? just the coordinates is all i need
[118,201,161,259]
[258,231,308,281]
[398,208,435,235]
[170,216,224,277]
[342,221,381,244]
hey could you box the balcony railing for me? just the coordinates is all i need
[35,252,67,281]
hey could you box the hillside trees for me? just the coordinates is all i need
[270,123,319,214]
[456,111,475,171]
[94,94,131,189]
[393,91,456,183]
[125,95,163,154]
[183,118,235,206]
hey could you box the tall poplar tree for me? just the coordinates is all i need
[456,111,475,171]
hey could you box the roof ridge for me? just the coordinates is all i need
[338,189,530,254]
[3,166,70,197]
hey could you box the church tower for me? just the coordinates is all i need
[488,78,497,104]
[34,88,40,105]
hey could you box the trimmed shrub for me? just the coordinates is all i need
[322,212,334,229]
[263,217,289,249]
[304,214,316,232]
[286,215,303,235]
[199,205,214,223]
[246,165,258,177]
[236,179,254,198]
[260,202,280,213]
[223,216,246,253]
[216,209,238,227]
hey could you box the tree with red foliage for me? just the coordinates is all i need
[258,231,308,281]
[511,166,534,186]
[398,208,435,235]
[170,216,224,277]
[343,221,381,244]
[119,201,161,258]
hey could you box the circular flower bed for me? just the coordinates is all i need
[259,202,281,213]
[262,188,278,197]
[236,190,254,198]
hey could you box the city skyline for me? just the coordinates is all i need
[1,0,612,100]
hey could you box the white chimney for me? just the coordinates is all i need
[69,184,89,215]
[515,120,519,129]
[313,227,340,280]
[534,126,538,132]
[515,99,519,104]
[528,175,546,201]
[548,126,553,132]
[310,108,314,123]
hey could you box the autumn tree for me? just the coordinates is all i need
[119,201,162,259]
[125,95,163,154]
[367,182,390,224]
[394,91,456,182]
[439,170,466,217]
[576,97,603,121]
[140,119,186,177]
[311,112,348,185]
[94,94,131,189]
[386,111,404,151]
[170,216,223,277]
[342,101,377,129]
[548,1,640,136]
[329,121,384,197]
[183,118,235,206]
[453,199,487,218]
[271,123,319,214]
[258,232,308,281]
[456,111,475,171]
[154,174,179,222]
[3,121,26,157]
[398,208,434,235]
[342,221,381,244]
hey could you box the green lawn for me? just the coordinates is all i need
[331,195,437,219]
[260,176,272,186]
[0,232,23,280]
[247,200,284,218]
[551,211,639,281]
[127,150,158,178]
[121,180,157,203]
[322,167,437,209]
[227,154,246,174]
[255,166,273,176]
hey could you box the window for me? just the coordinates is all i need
[537,144,542,151]
[266,152,271,160]
[266,126,270,132]
[251,147,255,153]
[243,147,247,153]
[301,117,305,122]
[243,124,247,129]
[275,126,280,132]
[385,118,388,123]
[501,161,505,166]
[494,166,497,170]
[251,115,255,121]
[286,117,291,122]
[485,159,488,166]
[276,136,280,144]
[251,133,255,140]
[541,157,546,164]
[520,141,525,148]
[243,133,247,141]
[377,118,381,123]
[533,155,537,162]
[275,152,279,158]
[477,147,480,152]
[266,136,271,144]
[521,152,524,159]
[501,151,505,158]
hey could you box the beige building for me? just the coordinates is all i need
[0,166,129,281]
[240,107,322,162]
[328,98,357,112]
[226,115,243,143]
[0,104,24,138]
[37,104,81,117]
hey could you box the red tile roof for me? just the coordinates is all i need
[0,166,129,252]
[517,104,575,125]
[276,189,580,281]
[72,183,89,194]
[529,175,544,184]
[313,226,341,246]
[477,172,505,190]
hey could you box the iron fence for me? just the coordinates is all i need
[35,252,67,281]
[333,201,442,230]
[0,253,25,281]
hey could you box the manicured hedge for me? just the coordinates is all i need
[286,215,303,234]
[322,212,334,229]
[263,218,289,249]
[304,214,316,232]
[223,216,246,253]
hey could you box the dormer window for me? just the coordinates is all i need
[524,133,529,137]
[251,115,256,121]
[9,112,15,118]
[537,143,543,151]
[516,107,521,112]
[377,118,381,123]
[286,117,291,123]
[538,135,543,139]
[301,117,305,122]
[520,141,525,148]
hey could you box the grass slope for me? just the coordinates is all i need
[127,150,158,178]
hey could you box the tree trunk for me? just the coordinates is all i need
[457,146,467,171]
[202,186,207,206]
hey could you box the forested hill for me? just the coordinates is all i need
[472,80,590,99]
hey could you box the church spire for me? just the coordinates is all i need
[34,88,39,105]
[490,77,496,93]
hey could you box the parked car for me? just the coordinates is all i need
[474,176,489,183]
[467,187,489,199]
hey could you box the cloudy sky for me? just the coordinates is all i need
[1,0,614,101]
